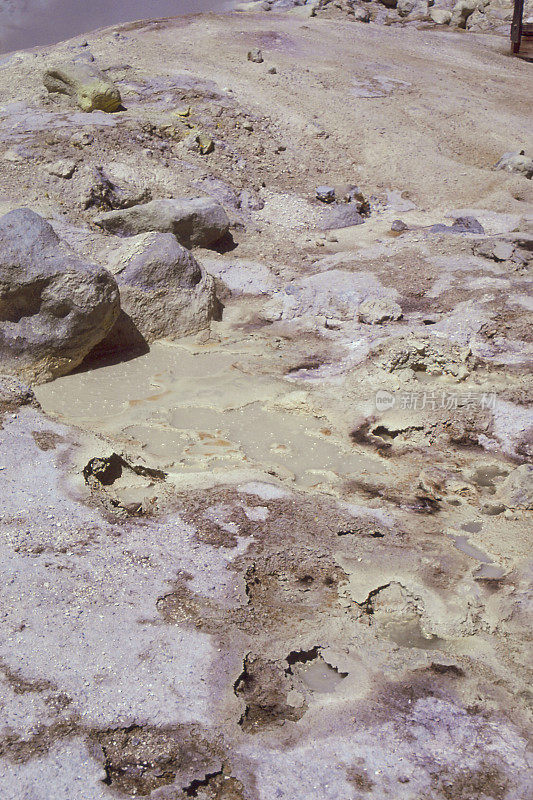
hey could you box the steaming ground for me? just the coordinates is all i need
[0,0,226,52]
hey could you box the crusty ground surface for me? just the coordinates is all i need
[0,11,532,800]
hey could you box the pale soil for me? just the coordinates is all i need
[0,10,532,800]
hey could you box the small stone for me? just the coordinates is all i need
[430,8,452,23]
[452,216,485,234]
[316,185,336,203]
[492,241,515,261]
[493,150,533,180]
[267,66,277,74]
[476,239,515,261]
[353,6,371,22]
[247,48,264,63]
[238,189,265,211]
[183,132,214,155]
[46,159,77,179]
[319,204,365,230]
[358,297,403,324]
[197,133,214,155]
[242,121,254,131]
[430,216,485,235]
[391,219,408,232]
[70,130,94,148]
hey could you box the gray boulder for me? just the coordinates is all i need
[0,209,120,383]
[99,232,218,351]
[94,197,230,248]
[496,465,533,510]
[450,0,480,27]
[43,61,122,113]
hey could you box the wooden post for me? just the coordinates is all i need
[511,0,524,54]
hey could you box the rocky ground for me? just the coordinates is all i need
[0,7,532,800]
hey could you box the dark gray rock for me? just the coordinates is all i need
[94,197,230,248]
[453,216,485,234]
[0,209,119,383]
[110,232,202,290]
[430,216,485,235]
[318,204,365,230]
[391,219,408,232]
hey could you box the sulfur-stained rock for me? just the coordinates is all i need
[0,209,119,383]
[43,61,122,112]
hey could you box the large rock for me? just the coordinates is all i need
[94,198,230,248]
[43,62,122,113]
[0,209,120,383]
[397,0,429,18]
[450,0,481,27]
[97,232,218,353]
[496,465,533,510]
